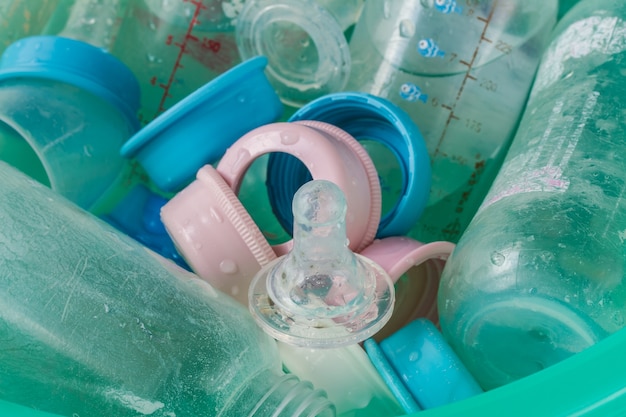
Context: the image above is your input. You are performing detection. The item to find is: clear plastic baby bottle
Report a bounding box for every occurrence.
[0,161,335,417]
[438,0,626,390]
[111,0,245,124]
[0,35,140,210]
[346,0,557,243]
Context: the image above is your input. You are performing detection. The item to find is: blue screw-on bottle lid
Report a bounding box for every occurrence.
[120,55,283,193]
[0,36,141,130]
[268,91,431,239]
[365,318,483,410]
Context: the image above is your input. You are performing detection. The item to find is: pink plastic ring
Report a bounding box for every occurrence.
[161,165,277,305]
[360,236,456,340]
[216,121,381,255]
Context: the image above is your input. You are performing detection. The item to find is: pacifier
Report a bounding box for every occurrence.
[249,179,395,348]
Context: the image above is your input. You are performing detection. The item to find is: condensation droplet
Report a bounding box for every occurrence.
[490,251,505,266]
[420,0,433,8]
[399,19,415,38]
[220,259,238,274]
[408,351,420,362]
[383,0,391,18]
[210,207,223,223]
[280,130,300,145]
[232,148,251,172]
[528,287,537,295]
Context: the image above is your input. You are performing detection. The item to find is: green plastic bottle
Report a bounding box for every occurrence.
[0,161,334,417]
[438,0,626,390]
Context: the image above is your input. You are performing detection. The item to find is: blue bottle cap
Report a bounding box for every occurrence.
[268,91,431,238]
[120,56,284,192]
[0,36,140,130]
[101,185,189,270]
[366,318,483,410]
[364,338,422,414]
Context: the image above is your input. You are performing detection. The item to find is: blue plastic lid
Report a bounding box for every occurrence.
[120,55,283,192]
[268,92,431,238]
[366,318,483,410]
[101,185,190,270]
[364,337,422,414]
[0,36,140,130]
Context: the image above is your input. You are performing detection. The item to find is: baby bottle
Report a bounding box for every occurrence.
[0,161,335,417]
[0,35,140,210]
[0,0,61,54]
[438,0,626,390]
[111,0,245,124]
[236,0,365,111]
[346,0,557,243]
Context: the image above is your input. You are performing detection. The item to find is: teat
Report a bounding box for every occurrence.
[249,179,395,348]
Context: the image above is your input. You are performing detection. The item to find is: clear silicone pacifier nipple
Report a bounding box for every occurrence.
[249,179,395,348]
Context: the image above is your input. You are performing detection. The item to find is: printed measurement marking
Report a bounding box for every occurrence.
[432,0,498,158]
[154,0,207,117]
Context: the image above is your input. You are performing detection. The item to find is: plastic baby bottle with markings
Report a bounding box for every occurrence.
[438,0,626,390]
[346,0,557,243]
[0,161,335,417]
[111,0,245,124]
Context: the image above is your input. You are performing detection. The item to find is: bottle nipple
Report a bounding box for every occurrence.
[249,179,395,348]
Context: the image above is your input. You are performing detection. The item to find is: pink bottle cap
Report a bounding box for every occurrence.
[216,121,381,255]
[160,165,277,304]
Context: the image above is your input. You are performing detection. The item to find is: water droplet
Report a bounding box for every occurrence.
[408,351,420,361]
[210,207,223,223]
[232,148,251,172]
[564,295,571,303]
[420,0,433,7]
[383,0,391,18]
[280,130,300,145]
[146,54,156,63]
[300,37,310,48]
[528,287,537,295]
[399,19,415,37]
[104,304,110,313]
[490,251,505,266]
[220,259,238,274]
[612,311,624,326]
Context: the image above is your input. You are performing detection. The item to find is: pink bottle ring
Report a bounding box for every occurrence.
[161,165,277,305]
[162,122,381,305]
[360,236,456,340]
[216,121,381,255]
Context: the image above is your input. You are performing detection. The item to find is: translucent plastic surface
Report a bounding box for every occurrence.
[111,0,243,124]
[438,0,626,390]
[0,0,60,53]
[346,0,557,243]
[0,79,133,209]
[0,162,334,417]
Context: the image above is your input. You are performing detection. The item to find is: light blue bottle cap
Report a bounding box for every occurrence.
[366,318,483,410]
[364,338,422,414]
[268,92,431,238]
[120,56,284,192]
[102,185,189,270]
[0,36,140,130]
